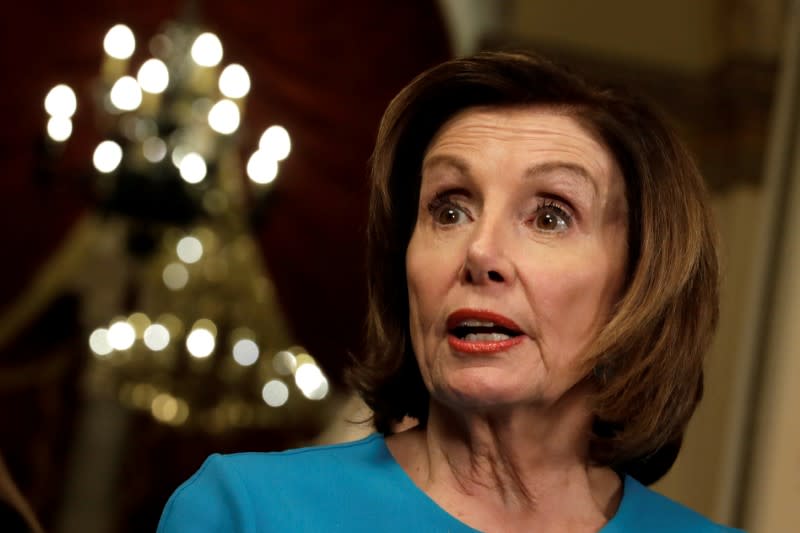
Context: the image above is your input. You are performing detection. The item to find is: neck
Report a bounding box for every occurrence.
[387,385,622,531]
[425,388,596,506]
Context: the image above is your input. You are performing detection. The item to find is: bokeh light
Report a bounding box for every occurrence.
[143,323,170,351]
[246,150,279,185]
[186,328,215,358]
[170,145,189,168]
[142,137,167,162]
[108,320,136,351]
[190,32,223,67]
[44,84,77,118]
[137,58,169,93]
[258,125,291,161]
[272,350,297,376]
[151,393,189,425]
[162,262,189,290]
[232,339,259,366]
[130,383,158,409]
[93,140,123,173]
[103,24,136,59]
[89,328,113,356]
[192,319,218,337]
[110,76,142,111]
[207,99,240,134]
[127,312,151,338]
[46,116,72,142]
[179,152,207,184]
[157,313,184,337]
[176,236,203,264]
[262,380,289,407]
[295,363,329,400]
[218,64,250,98]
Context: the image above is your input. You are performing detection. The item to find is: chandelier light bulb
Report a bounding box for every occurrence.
[179,153,207,184]
[93,140,123,173]
[176,236,203,264]
[246,150,279,184]
[272,350,297,375]
[162,262,189,290]
[294,363,329,400]
[186,328,215,358]
[137,58,169,94]
[110,76,142,111]
[44,84,77,118]
[191,32,223,67]
[232,339,259,366]
[88,328,113,356]
[207,99,240,134]
[262,380,289,407]
[46,116,73,142]
[103,24,136,59]
[170,145,189,168]
[258,125,291,161]
[193,319,218,338]
[143,324,170,351]
[142,137,167,162]
[108,320,136,351]
[218,64,250,99]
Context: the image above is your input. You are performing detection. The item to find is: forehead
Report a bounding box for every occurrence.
[423,106,620,185]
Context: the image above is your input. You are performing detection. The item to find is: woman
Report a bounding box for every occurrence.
[158,52,742,532]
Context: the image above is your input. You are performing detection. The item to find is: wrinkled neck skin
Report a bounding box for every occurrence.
[386,383,622,533]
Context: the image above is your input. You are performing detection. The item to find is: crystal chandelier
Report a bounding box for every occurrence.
[43,21,333,433]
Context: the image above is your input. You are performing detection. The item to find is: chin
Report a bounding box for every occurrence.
[435,370,538,412]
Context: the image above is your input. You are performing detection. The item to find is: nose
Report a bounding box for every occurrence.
[461,218,516,286]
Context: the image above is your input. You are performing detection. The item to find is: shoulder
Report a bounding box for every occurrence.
[219,432,388,487]
[608,476,745,533]
[157,452,250,533]
[157,434,387,533]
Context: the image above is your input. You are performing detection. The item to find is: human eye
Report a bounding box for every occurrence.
[530,199,572,233]
[426,193,470,226]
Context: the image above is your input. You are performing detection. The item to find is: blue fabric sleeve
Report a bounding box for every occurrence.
[157,454,255,533]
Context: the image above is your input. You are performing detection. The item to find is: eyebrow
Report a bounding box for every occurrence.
[422,154,469,176]
[524,161,598,196]
[422,154,598,195]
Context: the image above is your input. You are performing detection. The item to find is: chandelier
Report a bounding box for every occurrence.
[42,21,333,433]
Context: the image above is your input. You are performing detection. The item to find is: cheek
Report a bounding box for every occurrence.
[405,237,437,383]
[405,230,455,313]
[405,233,425,315]
[405,231,435,340]
[524,254,624,340]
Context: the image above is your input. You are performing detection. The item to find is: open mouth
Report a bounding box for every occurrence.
[445,311,526,353]
[450,320,522,342]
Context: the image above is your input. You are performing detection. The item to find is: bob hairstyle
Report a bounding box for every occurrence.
[349,51,719,485]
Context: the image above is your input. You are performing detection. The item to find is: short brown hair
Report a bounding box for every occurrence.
[348,51,719,485]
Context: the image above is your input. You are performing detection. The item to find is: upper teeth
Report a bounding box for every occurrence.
[459,319,495,327]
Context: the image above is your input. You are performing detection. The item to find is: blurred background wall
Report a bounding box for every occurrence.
[0,0,797,531]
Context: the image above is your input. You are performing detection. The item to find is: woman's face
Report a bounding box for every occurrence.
[405,107,629,413]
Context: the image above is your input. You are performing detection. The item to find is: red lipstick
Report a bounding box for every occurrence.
[446,309,525,354]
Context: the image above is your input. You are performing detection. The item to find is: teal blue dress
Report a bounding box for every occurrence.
[158,433,743,532]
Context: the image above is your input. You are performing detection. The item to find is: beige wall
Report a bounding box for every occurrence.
[744,157,800,529]
[508,0,725,72]
[654,184,763,521]
[743,4,800,528]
